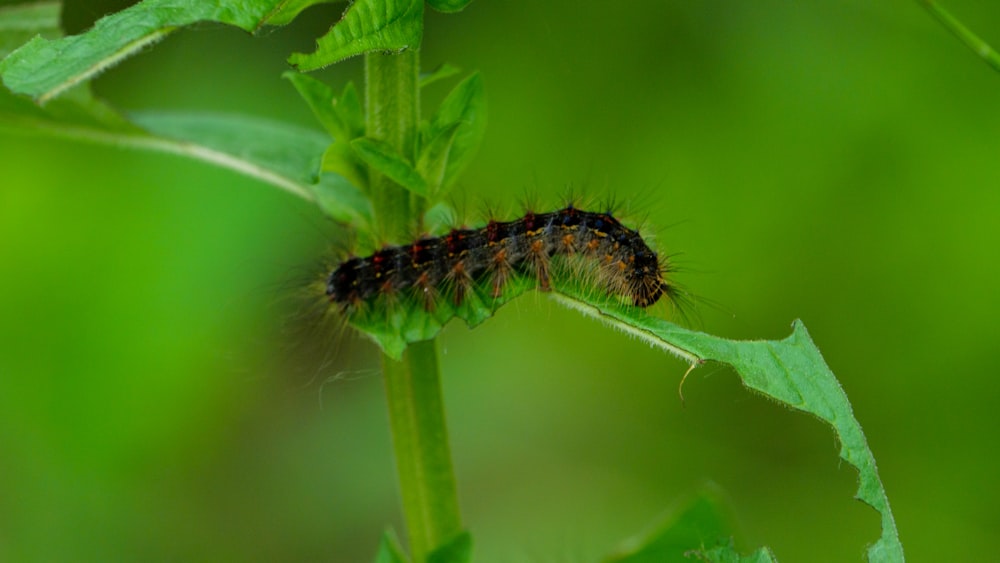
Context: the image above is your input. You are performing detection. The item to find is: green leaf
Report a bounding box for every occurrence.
[289,0,423,71]
[283,71,345,139]
[693,545,776,563]
[133,111,372,225]
[310,171,373,226]
[603,485,741,563]
[424,72,486,194]
[322,140,368,192]
[346,269,902,563]
[0,82,136,132]
[266,0,343,26]
[550,286,905,563]
[419,62,461,89]
[426,0,475,14]
[426,530,472,563]
[0,1,62,60]
[351,136,428,198]
[284,72,365,143]
[373,529,409,563]
[602,486,776,562]
[416,122,460,198]
[335,81,365,139]
[0,87,371,225]
[0,0,299,103]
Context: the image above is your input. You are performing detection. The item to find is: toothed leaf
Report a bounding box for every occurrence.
[289,0,423,71]
[0,0,294,103]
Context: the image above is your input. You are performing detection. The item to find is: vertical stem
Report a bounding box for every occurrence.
[382,340,462,562]
[365,49,420,240]
[366,49,462,562]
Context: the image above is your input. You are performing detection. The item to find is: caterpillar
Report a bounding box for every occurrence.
[326,205,680,313]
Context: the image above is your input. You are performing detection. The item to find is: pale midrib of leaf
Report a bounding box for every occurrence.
[0,111,316,203]
[550,291,701,365]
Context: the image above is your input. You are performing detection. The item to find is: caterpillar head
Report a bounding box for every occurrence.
[629,250,667,307]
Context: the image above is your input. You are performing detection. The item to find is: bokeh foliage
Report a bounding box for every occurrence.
[2,0,999,561]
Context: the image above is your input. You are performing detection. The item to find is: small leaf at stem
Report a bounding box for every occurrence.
[335,81,365,139]
[426,0,475,14]
[283,74,363,140]
[416,122,460,199]
[426,530,472,563]
[322,140,368,192]
[289,0,424,71]
[352,136,428,198]
[424,72,486,194]
[373,529,410,563]
[283,70,347,139]
[419,62,461,89]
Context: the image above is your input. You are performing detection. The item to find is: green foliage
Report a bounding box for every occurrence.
[132,112,372,226]
[0,1,61,60]
[0,0,292,102]
[351,136,429,197]
[283,71,350,140]
[289,0,424,71]
[425,0,473,14]
[552,287,903,562]
[694,546,776,563]
[374,530,410,563]
[426,531,472,563]
[346,265,904,560]
[419,62,462,88]
[421,72,486,197]
[0,0,919,562]
[266,0,343,27]
[603,485,772,563]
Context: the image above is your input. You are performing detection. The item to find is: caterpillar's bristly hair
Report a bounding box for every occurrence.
[325,206,682,314]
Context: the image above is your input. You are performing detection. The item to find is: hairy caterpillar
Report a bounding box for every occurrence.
[326,205,681,313]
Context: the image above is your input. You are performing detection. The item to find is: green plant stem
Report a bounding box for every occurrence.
[382,340,462,562]
[365,49,420,239]
[918,0,1000,73]
[366,48,462,562]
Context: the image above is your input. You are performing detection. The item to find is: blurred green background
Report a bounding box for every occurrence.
[2,1,998,561]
